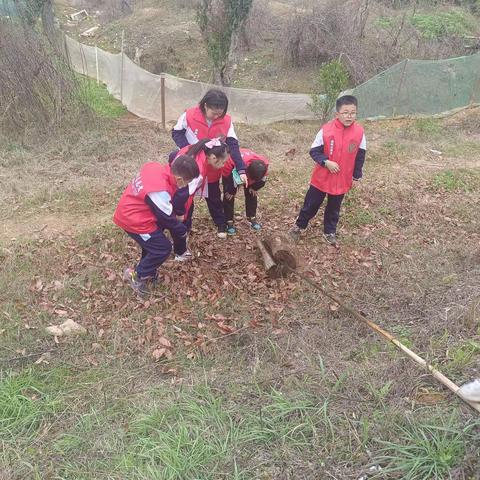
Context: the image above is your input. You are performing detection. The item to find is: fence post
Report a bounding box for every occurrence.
[161,74,166,130]
[392,59,408,117]
[95,45,99,84]
[120,30,125,102]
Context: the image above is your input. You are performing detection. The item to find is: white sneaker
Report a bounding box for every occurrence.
[458,379,480,402]
[174,250,193,262]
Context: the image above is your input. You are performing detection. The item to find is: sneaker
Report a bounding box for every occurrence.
[217,224,227,239]
[248,217,262,231]
[123,267,149,296]
[174,250,193,262]
[226,223,237,236]
[323,233,337,245]
[289,225,302,242]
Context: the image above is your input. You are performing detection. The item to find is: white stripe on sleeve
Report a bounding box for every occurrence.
[311,129,324,149]
[173,112,188,131]
[227,122,238,140]
[360,133,367,150]
[148,191,173,216]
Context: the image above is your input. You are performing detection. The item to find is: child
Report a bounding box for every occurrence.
[222,148,269,235]
[171,138,230,236]
[290,95,366,245]
[171,89,248,237]
[113,156,200,295]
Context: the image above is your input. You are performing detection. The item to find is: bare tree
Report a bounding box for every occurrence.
[197,0,253,85]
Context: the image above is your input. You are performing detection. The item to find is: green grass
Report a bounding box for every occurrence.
[119,385,334,479]
[78,77,127,119]
[373,414,480,479]
[0,370,61,441]
[431,169,480,192]
[444,340,480,375]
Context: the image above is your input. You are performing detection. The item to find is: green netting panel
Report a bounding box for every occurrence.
[353,53,480,119]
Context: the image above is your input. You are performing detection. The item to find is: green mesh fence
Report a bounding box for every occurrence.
[352,53,480,119]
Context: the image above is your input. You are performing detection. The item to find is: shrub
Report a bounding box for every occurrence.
[410,11,475,39]
[308,60,349,121]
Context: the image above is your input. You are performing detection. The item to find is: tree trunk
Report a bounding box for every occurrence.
[221,27,242,86]
[41,0,60,51]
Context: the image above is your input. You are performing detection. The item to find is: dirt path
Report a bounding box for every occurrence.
[0,210,113,244]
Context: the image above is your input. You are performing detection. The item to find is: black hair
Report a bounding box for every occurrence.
[186,138,229,159]
[171,155,200,182]
[246,160,267,182]
[336,95,358,111]
[199,89,228,117]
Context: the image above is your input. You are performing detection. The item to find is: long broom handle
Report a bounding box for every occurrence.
[288,267,480,414]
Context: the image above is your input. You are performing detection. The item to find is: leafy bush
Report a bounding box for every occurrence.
[308,60,349,121]
[410,11,474,39]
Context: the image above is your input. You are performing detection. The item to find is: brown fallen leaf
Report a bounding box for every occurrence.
[152,348,166,361]
[158,337,172,348]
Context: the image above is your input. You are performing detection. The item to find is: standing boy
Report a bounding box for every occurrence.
[290,95,366,245]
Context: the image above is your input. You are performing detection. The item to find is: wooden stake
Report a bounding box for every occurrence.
[288,267,480,414]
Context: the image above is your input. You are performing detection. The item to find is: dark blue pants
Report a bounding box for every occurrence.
[222,175,264,222]
[206,181,225,227]
[128,229,174,279]
[296,185,344,234]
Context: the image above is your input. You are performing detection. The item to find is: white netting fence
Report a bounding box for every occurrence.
[64,35,480,125]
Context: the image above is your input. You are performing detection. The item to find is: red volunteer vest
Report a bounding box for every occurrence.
[310,119,364,195]
[223,148,269,184]
[175,146,209,213]
[186,106,232,183]
[113,163,178,234]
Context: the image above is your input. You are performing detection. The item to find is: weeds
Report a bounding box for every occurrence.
[373,414,480,479]
[0,370,61,441]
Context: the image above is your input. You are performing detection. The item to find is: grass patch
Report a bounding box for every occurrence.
[373,414,480,479]
[431,169,480,192]
[410,118,442,138]
[0,369,61,442]
[444,340,480,375]
[119,384,336,479]
[78,77,127,119]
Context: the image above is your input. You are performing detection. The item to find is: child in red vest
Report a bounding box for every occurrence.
[290,95,366,245]
[222,148,269,235]
[113,156,200,295]
[171,138,230,235]
[171,89,247,238]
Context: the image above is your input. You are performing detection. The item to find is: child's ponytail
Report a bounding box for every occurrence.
[187,138,229,159]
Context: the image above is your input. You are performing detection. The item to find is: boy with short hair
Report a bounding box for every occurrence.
[222,148,269,235]
[290,95,366,245]
[113,155,200,295]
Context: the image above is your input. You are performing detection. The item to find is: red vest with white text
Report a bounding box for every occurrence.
[310,119,364,195]
[185,106,231,143]
[223,148,269,184]
[113,163,178,234]
[186,106,231,183]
